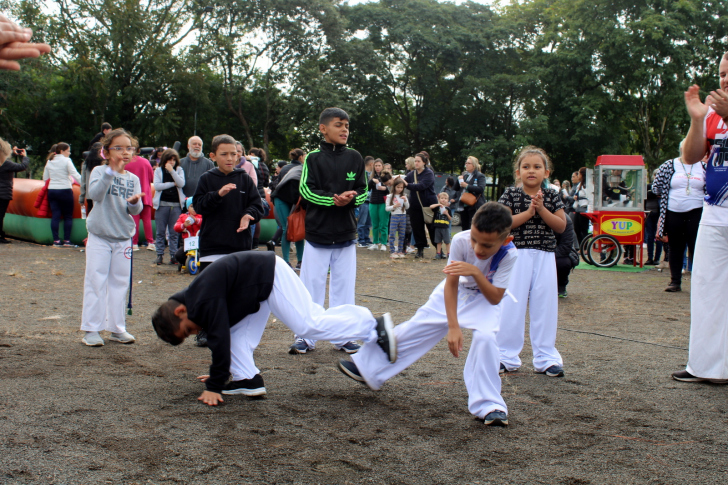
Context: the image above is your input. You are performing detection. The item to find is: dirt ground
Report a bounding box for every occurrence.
[1,239,726,484]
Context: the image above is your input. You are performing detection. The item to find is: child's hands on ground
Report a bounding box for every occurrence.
[218,183,237,197]
[443,261,479,277]
[237,214,255,232]
[447,327,463,357]
[126,192,145,205]
[198,390,224,406]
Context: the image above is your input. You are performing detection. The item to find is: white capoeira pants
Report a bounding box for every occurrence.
[352,281,507,419]
[229,256,377,380]
[80,233,132,333]
[687,224,728,379]
[497,249,562,372]
[296,241,357,347]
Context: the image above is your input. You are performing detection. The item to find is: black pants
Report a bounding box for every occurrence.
[461,205,477,231]
[555,256,573,290]
[664,208,702,286]
[0,198,9,239]
[47,188,74,242]
[409,207,434,250]
[573,212,590,246]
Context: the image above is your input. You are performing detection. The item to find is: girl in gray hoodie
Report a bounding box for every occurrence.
[80,129,145,347]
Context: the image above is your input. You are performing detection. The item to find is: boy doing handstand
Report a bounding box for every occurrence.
[152,251,396,406]
[339,202,517,426]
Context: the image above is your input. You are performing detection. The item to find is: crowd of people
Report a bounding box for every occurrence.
[3,17,728,427]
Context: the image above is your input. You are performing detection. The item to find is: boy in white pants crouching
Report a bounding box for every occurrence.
[339,202,517,426]
[152,251,396,406]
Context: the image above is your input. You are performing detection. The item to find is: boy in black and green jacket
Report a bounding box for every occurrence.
[289,107,368,355]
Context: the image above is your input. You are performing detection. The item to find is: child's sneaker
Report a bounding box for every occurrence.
[380,244,387,251]
[222,374,266,396]
[82,331,104,347]
[537,365,564,377]
[406,246,416,254]
[334,341,361,354]
[357,243,367,248]
[367,244,378,250]
[63,241,75,247]
[338,359,366,383]
[53,240,63,247]
[147,245,156,251]
[289,338,312,354]
[195,330,208,347]
[375,313,397,363]
[132,244,139,251]
[432,252,442,260]
[483,410,508,426]
[109,331,136,344]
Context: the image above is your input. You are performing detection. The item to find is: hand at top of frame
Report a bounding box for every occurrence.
[0,14,51,71]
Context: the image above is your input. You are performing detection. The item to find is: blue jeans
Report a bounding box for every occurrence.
[274,198,304,264]
[357,201,372,245]
[47,188,74,242]
[155,205,181,257]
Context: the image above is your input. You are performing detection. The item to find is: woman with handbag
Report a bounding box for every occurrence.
[459,156,486,231]
[270,148,305,269]
[402,151,437,259]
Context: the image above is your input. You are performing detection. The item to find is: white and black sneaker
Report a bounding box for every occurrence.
[483,410,508,426]
[375,313,397,363]
[222,374,267,396]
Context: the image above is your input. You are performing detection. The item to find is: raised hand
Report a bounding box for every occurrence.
[126,192,145,205]
[218,183,237,197]
[684,84,708,121]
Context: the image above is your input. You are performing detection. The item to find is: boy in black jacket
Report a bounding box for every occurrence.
[193,134,264,266]
[152,251,396,406]
[289,108,368,355]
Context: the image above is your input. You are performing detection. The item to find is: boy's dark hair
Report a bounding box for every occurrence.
[379,171,393,184]
[472,202,512,239]
[152,299,184,346]
[101,122,112,131]
[211,134,237,154]
[364,156,375,166]
[319,107,349,126]
[160,148,180,169]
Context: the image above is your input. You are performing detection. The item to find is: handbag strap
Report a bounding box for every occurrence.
[414,170,425,208]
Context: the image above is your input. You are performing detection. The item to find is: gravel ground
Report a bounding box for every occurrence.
[1,239,726,484]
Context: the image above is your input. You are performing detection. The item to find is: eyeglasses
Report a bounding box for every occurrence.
[108,147,135,153]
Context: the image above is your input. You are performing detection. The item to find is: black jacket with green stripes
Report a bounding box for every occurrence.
[300,141,367,245]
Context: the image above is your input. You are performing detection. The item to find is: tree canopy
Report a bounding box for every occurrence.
[1,0,727,186]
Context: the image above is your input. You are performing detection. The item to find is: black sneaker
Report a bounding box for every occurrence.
[221,374,266,396]
[155,255,163,265]
[499,363,518,374]
[483,410,508,426]
[665,283,681,292]
[169,257,178,265]
[338,359,366,383]
[265,241,275,251]
[671,369,728,384]
[195,330,208,347]
[375,313,397,363]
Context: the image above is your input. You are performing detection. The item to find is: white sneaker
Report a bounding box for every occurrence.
[82,331,104,347]
[109,331,136,344]
[132,245,139,251]
[367,244,378,250]
[147,245,156,251]
[406,247,416,254]
[380,244,388,251]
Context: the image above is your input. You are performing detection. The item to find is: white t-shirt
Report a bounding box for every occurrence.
[667,158,705,213]
[43,155,82,190]
[447,230,517,290]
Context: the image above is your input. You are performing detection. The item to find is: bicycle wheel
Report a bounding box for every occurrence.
[186,256,198,275]
[587,235,622,268]
[579,234,594,265]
